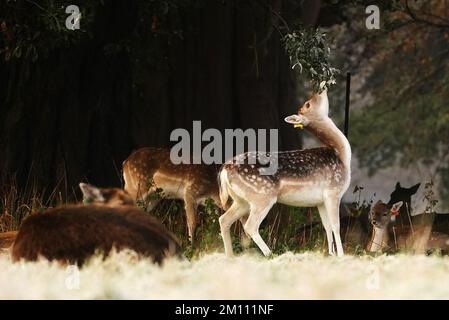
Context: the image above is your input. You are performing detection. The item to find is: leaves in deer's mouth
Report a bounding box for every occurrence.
[283,27,339,92]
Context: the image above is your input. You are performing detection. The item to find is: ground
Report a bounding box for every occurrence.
[1,250,449,299]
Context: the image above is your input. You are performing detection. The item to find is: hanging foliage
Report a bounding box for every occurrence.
[283,27,339,92]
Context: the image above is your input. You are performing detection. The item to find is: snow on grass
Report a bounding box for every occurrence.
[1,250,449,299]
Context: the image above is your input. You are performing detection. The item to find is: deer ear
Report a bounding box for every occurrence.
[395,182,401,190]
[391,201,403,212]
[79,183,105,203]
[284,114,303,124]
[409,183,420,195]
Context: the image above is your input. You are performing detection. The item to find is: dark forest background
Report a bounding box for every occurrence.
[0,0,329,198]
[1,0,448,206]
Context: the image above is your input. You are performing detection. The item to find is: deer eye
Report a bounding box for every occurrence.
[306,102,310,108]
[383,213,388,216]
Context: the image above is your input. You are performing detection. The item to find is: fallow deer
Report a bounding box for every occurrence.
[390,182,449,233]
[218,90,351,257]
[12,183,181,266]
[368,200,449,253]
[123,147,221,242]
[296,182,420,250]
[388,182,420,227]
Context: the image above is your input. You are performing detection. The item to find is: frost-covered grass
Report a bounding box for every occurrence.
[1,250,449,299]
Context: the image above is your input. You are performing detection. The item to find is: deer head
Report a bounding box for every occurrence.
[388,182,420,206]
[79,183,134,207]
[370,200,404,229]
[284,90,329,128]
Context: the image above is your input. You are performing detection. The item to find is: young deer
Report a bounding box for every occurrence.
[296,182,421,250]
[368,200,449,253]
[123,148,220,241]
[12,183,181,266]
[390,182,449,233]
[123,147,221,242]
[218,90,351,257]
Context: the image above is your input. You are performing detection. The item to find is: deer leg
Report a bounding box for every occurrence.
[239,215,251,249]
[317,204,335,256]
[244,199,276,257]
[145,197,161,212]
[184,191,198,243]
[324,194,344,257]
[139,187,162,212]
[219,201,249,257]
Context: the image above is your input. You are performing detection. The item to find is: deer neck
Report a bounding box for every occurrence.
[306,118,351,169]
[369,226,389,252]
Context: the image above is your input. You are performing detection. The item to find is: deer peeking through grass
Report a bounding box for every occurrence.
[367,182,449,254]
[296,181,449,253]
[122,147,221,243]
[218,90,351,257]
[11,183,181,266]
[367,199,449,253]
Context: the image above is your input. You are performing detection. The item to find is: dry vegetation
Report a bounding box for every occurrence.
[1,178,449,299]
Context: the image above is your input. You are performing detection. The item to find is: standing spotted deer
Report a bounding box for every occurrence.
[123,147,221,242]
[219,90,351,257]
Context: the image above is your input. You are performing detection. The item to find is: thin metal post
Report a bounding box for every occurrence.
[344,72,351,138]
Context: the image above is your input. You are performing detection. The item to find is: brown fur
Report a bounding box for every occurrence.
[0,231,17,249]
[368,200,449,253]
[12,205,181,266]
[219,91,351,257]
[123,147,221,242]
[224,147,345,191]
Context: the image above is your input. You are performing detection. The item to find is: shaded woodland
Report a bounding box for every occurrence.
[0,0,331,197]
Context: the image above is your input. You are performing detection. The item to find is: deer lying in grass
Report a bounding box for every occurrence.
[12,183,181,266]
[219,90,351,257]
[296,182,422,251]
[123,147,221,242]
[368,200,449,253]
[390,182,449,233]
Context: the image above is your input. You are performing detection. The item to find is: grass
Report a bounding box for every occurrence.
[0,174,79,233]
[0,175,338,257]
[0,167,447,302]
[0,177,445,259]
[2,250,449,299]
[2,179,449,299]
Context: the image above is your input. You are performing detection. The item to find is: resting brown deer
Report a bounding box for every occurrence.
[123,147,221,242]
[388,182,420,227]
[367,200,449,253]
[12,183,181,266]
[390,182,449,233]
[219,90,351,257]
[296,182,422,251]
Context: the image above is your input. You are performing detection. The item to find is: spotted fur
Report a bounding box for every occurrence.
[219,90,351,257]
[123,147,221,242]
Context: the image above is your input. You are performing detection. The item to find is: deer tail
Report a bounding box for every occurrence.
[218,168,230,210]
